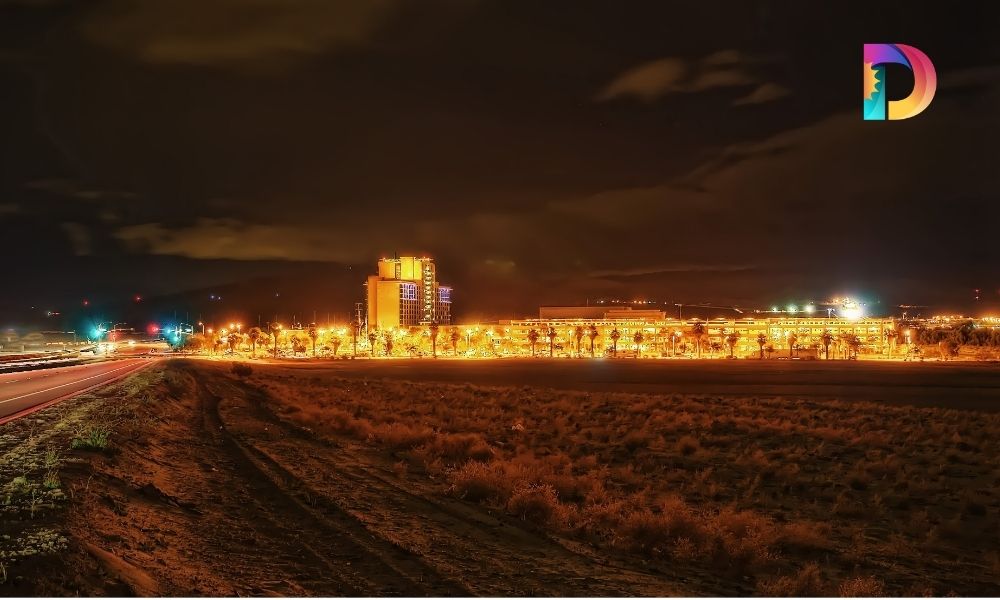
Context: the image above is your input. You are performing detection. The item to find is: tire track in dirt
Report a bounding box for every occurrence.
[197,377,468,596]
[207,370,689,596]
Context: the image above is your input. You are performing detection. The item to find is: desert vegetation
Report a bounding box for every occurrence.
[254,368,1000,596]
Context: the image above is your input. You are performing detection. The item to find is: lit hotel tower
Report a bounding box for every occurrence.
[366,256,452,329]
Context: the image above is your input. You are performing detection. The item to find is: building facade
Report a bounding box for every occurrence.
[366,256,452,329]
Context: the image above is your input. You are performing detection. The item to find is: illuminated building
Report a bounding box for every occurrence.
[493,308,896,358]
[366,256,452,329]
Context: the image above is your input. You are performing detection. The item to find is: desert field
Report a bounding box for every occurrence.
[2,358,999,596]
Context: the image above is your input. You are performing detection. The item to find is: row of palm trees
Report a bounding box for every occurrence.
[192,319,877,361]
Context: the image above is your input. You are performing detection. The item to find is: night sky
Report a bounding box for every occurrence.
[2,0,999,326]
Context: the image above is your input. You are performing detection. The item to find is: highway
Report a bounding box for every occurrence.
[0,358,154,424]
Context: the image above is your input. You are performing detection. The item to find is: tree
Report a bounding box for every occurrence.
[587,324,598,357]
[609,328,621,357]
[725,331,740,358]
[384,331,394,356]
[528,328,539,357]
[885,328,897,357]
[633,331,644,358]
[429,322,440,358]
[546,326,557,357]
[227,332,242,354]
[845,334,861,360]
[307,325,319,357]
[710,340,722,356]
[449,328,461,356]
[787,332,798,358]
[691,322,706,359]
[574,325,584,357]
[756,332,768,359]
[367,330,378,357]
[247,327,262,357]
[765,344,775,360]
[331,336,342,357]
[268,322,282,358]
[290,334,307,356]
[821,330,834,360]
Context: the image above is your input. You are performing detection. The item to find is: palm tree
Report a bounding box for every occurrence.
[247,327,262,357]
[384,331,394,356]
[821,330,834,360]
[268,322,281,358]
[787,332,798,358]
[351,320,359,357]
[587,324,598,357]
[725,331,740,358]
[307,325,319,357]
[367,330,378,357]
[756,332,767,359]
[691,322,706,359]
[633,331,644,358]
[331,336,342,357]
[609,328,621,357]
[574,326,584,357]
[429,322,440,358]
[765,344,775,360]
[885,328,897,357]
[710,340,722,356]
[546,326,557,357]
[227,332,241,354]
[449,328,461,356]
[528,328,539,357]
[843,334,861,360]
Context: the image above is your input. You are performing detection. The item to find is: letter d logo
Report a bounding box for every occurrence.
[863,44,936,120]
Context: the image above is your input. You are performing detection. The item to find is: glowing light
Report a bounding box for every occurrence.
[804,304,816,314]
[787,304,798,313]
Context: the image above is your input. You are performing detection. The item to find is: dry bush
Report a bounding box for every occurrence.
[423,432,494,463]
[450,461,515,502]
[779,521,834,552]
[838,575,886,597]
[757,563,828,596]
[676,434,701,456]
[507,483,569,526]
[370,422,434,451]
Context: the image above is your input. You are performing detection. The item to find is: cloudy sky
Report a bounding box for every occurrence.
[2,0,999,322]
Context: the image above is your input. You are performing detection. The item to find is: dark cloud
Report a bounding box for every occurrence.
[2,0,999,318]
[80,0,399,69]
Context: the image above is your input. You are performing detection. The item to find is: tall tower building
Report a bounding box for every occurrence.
[366,256,452,330]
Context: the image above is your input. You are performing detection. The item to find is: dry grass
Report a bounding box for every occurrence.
[255,370,1000,595]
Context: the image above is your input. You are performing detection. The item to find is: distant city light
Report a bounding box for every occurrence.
[787,304,798,313]
[804,304,816,314]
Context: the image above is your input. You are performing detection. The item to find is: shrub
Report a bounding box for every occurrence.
[758,563,828,596]
[425,432,494,463]
[450,461,515,503]
[370,423,434,451]
[676,435,701,456]
[779,521,833,552]
[507,483,567,526]
[231,362,253,377]
[838,575,886,597]
[71,426,111,451]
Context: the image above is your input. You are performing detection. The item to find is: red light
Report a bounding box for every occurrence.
[134,295,142,302]
[82,299,90,306]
